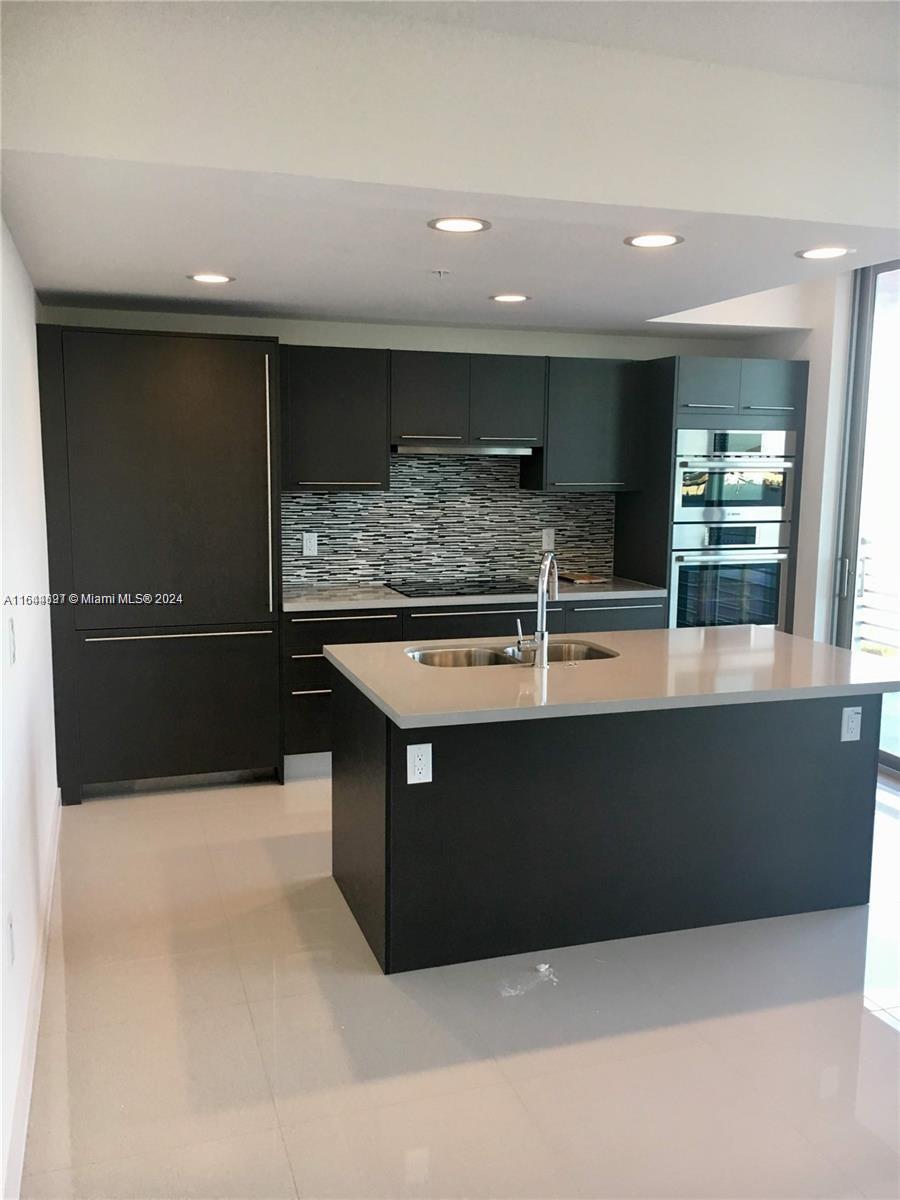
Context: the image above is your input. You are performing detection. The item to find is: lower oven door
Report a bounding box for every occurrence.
[669,550,789,629]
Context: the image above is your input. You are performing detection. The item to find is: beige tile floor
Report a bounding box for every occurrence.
[19,766,900,1199]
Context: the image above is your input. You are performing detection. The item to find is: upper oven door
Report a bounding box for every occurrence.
[675,429,796,458]
[673,459,794,523]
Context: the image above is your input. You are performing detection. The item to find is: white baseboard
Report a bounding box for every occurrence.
[3,789,61,1200]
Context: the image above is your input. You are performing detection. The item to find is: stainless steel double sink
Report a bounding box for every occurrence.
[407,642,618,667]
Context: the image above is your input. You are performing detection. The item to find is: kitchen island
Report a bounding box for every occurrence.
[325,626,900,973]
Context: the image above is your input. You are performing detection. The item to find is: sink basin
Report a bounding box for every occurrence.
[502,640,619,664]
[406,646,511,667]
[406,641,618,667]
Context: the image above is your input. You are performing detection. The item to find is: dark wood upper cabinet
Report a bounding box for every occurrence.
[675,357,742,414]
[522,358,634,491]
[390,351,469,443]
[468,354,546,445]
[282,346,389,490]
[60,330,276,629]
[739,359,808,422]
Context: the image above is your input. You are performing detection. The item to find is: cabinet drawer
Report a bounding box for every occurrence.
[565,600,666,633]
[285,652,332,690]
[283,610,402,652]
[284,688,332,754]
[403,605,563,642]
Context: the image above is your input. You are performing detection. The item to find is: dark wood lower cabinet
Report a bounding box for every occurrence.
[401,604,564,642]
[282,610,403,754]
[565,598,667,633]
[76,626,280,786]
[282,599,668,754]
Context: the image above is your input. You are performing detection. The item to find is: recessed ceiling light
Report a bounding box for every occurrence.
[490,293,530,303]
[624,233,684,248]
[188,273,234,284]
[795,246,852,260]
[428,217,491,233]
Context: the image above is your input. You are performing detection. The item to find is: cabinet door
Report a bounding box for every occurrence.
[390,351,469,444]
[77,627,279,783]
[62,331,274,629]
[739,359,807,425]
[565,599,667,633]
[675,358,742,415]
[468,355,546,445]
[283,346,389,489]
[543,359,634,490]
[403,604,564,642]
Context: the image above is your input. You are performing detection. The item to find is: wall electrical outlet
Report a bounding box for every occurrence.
[8,617,15,666]
[407,743,433,784]
[841,706,862,742]
[542,528,555,551]
[302,532,318,557]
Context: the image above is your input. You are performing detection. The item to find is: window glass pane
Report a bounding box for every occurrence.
[852,267,900,758]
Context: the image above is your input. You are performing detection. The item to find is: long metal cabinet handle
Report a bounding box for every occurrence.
[410,607,562,618]
[744,405,795,411]
[291,688,332,696]
[552,481,624,487]
[295,480,383,485]
[674,553,789,564]
[573,603,665,612]
[290,613,400,622]
[399,434,462,439]
[84,630,274,642]
[477,436,538,441]
[291,652,326,659]
[264,354,273,614]
[684,403,739,409]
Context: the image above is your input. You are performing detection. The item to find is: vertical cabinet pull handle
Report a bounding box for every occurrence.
[264,354,273,614]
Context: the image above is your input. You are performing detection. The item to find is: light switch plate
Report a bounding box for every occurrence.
[841,706,862,742]
[542,528,555,551]
[407,743,432,784]
[302,532,318,557]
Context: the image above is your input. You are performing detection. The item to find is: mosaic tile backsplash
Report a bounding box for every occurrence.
[282,454,614,586]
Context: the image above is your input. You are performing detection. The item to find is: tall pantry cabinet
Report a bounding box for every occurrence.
[37,327,282,803]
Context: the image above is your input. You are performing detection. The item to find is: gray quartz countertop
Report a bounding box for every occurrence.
[282,578,667,612]
[323,626,900,728]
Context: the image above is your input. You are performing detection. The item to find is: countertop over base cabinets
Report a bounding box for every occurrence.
[283,577,666,612]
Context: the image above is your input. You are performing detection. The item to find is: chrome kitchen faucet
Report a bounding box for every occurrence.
[516,550,559,669]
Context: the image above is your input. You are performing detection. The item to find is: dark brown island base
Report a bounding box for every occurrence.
[325,626,900,974]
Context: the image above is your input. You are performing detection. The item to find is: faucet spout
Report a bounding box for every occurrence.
[534,550,558,669]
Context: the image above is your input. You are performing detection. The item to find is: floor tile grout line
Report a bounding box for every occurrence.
[275,1124,303,1200]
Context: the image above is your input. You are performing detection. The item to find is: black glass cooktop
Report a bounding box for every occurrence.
[389,577,536,599]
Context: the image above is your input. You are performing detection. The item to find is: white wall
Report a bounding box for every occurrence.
[1,221,59,1200]
[745,279,853,641]
[3,3,896,228]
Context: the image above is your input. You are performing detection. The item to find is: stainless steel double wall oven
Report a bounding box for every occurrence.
[669,429,796,628]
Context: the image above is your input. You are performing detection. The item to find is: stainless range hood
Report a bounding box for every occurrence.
[393,441,534,456]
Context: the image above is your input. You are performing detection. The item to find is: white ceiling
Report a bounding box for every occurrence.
[5,151,897,333]
[336,0,900,89]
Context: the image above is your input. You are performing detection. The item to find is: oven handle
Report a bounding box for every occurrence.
[674,552,789,564]
[677,459,795,470]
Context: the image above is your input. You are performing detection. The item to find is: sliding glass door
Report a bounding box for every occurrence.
[835,261,900,769]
